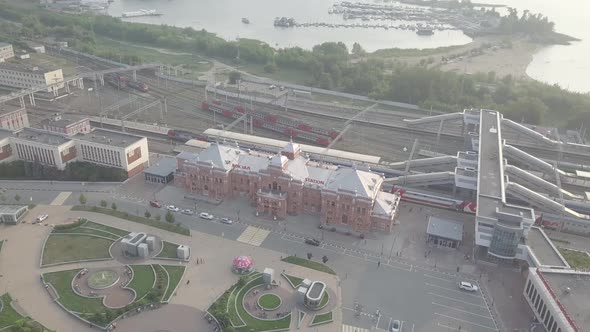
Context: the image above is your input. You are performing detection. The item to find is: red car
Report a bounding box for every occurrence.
[149,200,161,208]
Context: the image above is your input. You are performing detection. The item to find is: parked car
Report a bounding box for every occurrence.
[279,85,285,91]
[390,319,401,332]
[149,200,161,208]
[459,281,479,292]
[221,217,233,224]
[305,238,321,246]
[166,205,180,212]
[199,212,214,220]
[36,214,49,222]
[181,208,194,215]
[268,84,276,90]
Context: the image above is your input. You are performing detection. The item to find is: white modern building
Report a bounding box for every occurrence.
[0,63,64,92]
[524,267,588,332]
[0,43,15,62]
[0,126,149,177]
[0,205,29,224]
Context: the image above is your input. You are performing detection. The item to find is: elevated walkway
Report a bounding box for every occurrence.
[384,171,455,186]
[505,165,581,200]
[403,112,463,126]
[381,156,457,171]
[505,182,580,218]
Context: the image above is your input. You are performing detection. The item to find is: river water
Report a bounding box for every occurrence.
[107,0,589,93]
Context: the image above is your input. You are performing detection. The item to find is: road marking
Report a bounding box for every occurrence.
[425,283,482,298]
[437,322,464,331]
[50,191,71,206]
[428,293,488,308]
[432,302,494,319]
[236,226,270,246]
[342,324,370,332]
[434,313,498,331]
[424,273,456,283]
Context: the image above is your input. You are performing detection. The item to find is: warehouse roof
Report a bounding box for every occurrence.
[13,128,70,146]
[75,128,144,148]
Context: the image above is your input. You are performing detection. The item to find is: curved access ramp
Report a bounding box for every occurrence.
[501,119,558,147]
[403,112,463,126]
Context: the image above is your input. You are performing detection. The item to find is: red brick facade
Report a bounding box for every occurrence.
[176,143,399,234]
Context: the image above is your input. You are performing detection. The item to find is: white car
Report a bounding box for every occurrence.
[459,281,479,292]
[36,214,49,223]
[221,217,234,225]
[181,208,194,215]
[268,84,276,90]
[390,320,401,332]
[166,205,180,212]
[199,212,214,220]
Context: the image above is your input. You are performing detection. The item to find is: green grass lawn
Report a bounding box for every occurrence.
[162,265,186,302]
[152,265,169,302]
[258,294,281,310]
[0,240,3,253]
[0,293,24,329]
[51,220,128,240]
[281,256,336,275]
[127,265,155,301]
[559,248,590,269]
[311,311,333,326]
[226,286,245,327]
[71,206,190,236]
[234,276,291,331]
[319,292,329,309]
[282,274,303,288]
[42,234,113,266]
[43,270,105,314]
[157,242,179,259]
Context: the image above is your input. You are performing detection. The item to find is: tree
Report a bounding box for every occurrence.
[14,194,20,202]
[165,210,175,223]
[351,42,366,57]
[155,214,161,221]
[79,193,87,205]
[100,200,108,208]
[111,202,117,211]
[144,210,151,218]
[503,96,549,125]
[264,62,277,73]
[322,255,329,263]
[228,71,241,84]
[307,252,313,260]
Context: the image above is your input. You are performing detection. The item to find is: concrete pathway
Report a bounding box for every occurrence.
[1,205,343,332]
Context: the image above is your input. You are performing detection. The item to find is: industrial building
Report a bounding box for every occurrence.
[0,63,64,92]
[42,114,91,136]
[176,140,400,233]
[0,205,29,224]
[0,107,29,131]
[144,156,176,184]
[426,216,464,249]
[0,124,149,177]
[0,43,14,62]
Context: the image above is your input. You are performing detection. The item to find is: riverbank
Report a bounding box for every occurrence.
[370,35,543,81]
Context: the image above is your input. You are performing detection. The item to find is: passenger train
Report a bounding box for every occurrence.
[391,185,590,236]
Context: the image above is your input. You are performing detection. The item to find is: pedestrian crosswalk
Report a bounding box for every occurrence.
[236,226,270,246]
[50,191,72,206]
[342,324,370,332]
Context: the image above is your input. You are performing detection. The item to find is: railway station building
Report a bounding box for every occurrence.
[176,140,400,233]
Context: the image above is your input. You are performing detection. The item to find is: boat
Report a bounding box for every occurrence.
[416,28,434,36]
[122,9,162,18]
[242,18,250,24]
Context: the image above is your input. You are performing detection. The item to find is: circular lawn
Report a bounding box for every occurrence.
[257,293,282,311]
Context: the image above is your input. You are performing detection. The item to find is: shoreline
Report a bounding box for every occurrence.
[378,35,544,81]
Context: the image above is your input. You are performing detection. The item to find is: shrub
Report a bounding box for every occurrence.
[100,200,108,208]
[144,211,151,218]
[165,210,175,223]
[111,202,117,211]
[79,193,87,205]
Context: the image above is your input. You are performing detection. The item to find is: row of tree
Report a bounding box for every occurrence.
[0,3,588,128]
[0,161,127,182]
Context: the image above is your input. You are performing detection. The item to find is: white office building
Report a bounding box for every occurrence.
[0,43,15,62]
[0,63,64,92]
